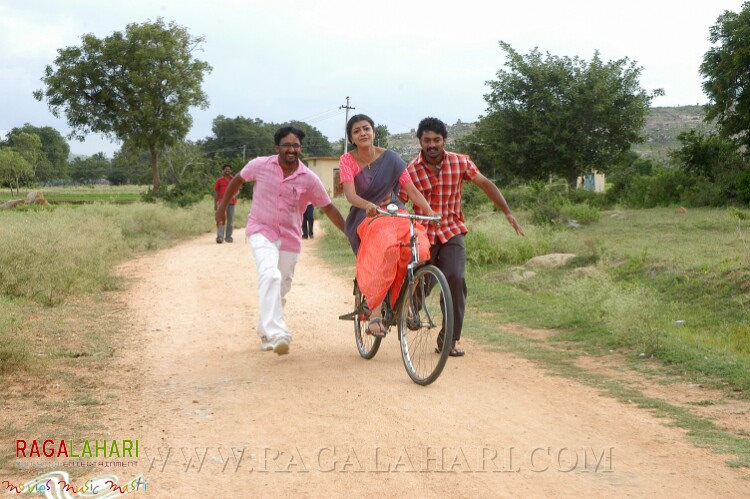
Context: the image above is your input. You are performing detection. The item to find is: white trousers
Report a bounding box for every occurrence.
[249,234,299,342]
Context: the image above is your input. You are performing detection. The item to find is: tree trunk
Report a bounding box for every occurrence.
[149,144,160,193]
[567,171,579,190]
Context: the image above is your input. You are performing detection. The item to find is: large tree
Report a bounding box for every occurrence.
[201,116,334,160]
[69,153,110,185]
[6,132,44,181]
[464,42,660,186]
[3,125,69,182]
[0,149,33,194]
[201,115,275,161]
[284,120,333,157]
[701,2,750,150]
[33,19,212,192]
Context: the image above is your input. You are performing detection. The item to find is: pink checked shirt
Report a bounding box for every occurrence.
[240,155,331,253]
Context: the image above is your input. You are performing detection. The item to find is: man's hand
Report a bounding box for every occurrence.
[215,208,226,226]
[427,210,441,226]
[506,213,525,236]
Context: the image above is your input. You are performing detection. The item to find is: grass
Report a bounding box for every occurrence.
[0,196,250,372]
[1,192,236,477]
[317,204,750,467]
[317,198,356,277]
[466,315,750,468]
[0,185,145,203]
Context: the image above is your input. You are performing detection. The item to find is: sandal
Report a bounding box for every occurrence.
[366,317,386,338]
[435,340,465,357]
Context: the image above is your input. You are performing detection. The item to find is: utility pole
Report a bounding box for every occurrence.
[339,96,355,155]
[242,145,246,162]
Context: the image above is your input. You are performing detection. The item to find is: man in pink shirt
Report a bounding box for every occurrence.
[216,126,345,355]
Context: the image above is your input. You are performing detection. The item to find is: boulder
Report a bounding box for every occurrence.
[507,266,537,282]
[0,191,50,210]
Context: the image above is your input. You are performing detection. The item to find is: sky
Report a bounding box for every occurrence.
[0,0,745,157]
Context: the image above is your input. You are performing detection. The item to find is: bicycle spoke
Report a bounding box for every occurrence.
[400,265,454,385]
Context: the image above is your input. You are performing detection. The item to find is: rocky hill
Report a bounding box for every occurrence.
[384,105,715,162]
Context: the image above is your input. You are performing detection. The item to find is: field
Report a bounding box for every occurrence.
[320,200,750,393]
[2,188,750,491]
[0,185,145,203]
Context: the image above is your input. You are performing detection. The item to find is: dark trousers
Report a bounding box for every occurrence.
[302,205,314,237]
[429,234,467,343]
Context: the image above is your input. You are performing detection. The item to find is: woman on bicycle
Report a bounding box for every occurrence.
[340,114,435,337]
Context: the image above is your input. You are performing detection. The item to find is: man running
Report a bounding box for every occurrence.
[216,126,346,355]
[402,117,524,356]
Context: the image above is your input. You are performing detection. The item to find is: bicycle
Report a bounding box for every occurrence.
[338,204,454,385]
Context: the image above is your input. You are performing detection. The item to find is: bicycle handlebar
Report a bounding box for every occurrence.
[376,204,440,223]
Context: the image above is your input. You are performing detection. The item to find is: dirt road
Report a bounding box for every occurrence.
[111,231,749,497]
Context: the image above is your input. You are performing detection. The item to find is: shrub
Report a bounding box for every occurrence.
[560,202,600,224]
[0,200,213,305]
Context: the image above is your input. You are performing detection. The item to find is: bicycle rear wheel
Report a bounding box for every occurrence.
[398,264,454,385]
[354,281,381,359]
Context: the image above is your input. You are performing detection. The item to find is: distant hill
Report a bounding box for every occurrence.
[383,105,715,162]
[388,120,477,160]
[632,105,715,161]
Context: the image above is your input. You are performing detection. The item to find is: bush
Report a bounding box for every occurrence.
[560,202,600,224]
[0,200,213,305]
[465,218,572,266]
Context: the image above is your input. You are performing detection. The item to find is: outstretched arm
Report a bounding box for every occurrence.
[215,175,245,225]
[472,173,525,236]
[320,203,345,233]
[402,182,437,218]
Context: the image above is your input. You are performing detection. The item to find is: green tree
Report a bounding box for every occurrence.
[465,42,660,186]
[0,149,33,194]
[69,153,110,184]
[34,18,212,192]
[701,2,750,150]
[671,130,742,181]
[6,132,44,182]
[201,116,335,160]
[3,125,69,181]
[201,115,275,161]
[284,120,333,157]
[329,124,388,154]
[110,144,153,185]
[374,124,389,149]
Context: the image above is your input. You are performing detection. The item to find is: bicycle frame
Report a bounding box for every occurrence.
[375,205,439,327]
[338,204,439,327]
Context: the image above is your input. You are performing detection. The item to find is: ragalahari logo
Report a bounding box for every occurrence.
[16,440,139,459]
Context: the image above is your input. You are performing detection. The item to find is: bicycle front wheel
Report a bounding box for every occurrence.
[354,281,381,359]
[398,264,454,385]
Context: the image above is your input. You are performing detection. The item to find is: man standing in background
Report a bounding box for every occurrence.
[302,202,315,239]
[214,164,237,244]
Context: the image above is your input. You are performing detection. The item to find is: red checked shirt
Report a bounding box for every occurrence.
[401,150,479,244]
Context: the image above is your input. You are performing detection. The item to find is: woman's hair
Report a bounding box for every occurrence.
[416,117,448,139]
[274,126,306,145]
[346,114,375,144]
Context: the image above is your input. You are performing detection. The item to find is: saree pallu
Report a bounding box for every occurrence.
[355,212,430,311]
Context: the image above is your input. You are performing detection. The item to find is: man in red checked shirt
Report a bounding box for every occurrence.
[402,117,525,357]
[214,164,238,244]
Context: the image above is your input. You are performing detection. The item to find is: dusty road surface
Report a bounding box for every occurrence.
[108,231,749,497]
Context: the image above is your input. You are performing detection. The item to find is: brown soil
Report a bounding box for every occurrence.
[4,232,750,496]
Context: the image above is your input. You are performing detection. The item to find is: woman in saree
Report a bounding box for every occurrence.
[340,114,436,337]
